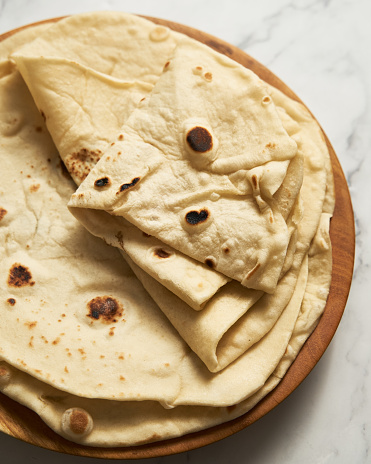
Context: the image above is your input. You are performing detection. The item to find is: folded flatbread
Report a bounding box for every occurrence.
[69,39,299,292]
[12,12,230,311]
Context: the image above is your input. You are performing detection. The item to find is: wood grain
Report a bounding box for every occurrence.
[0,16,355,459]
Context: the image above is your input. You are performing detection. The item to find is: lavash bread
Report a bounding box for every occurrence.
[67,38,329,372]
[12,12,230,311]
[68,39,299,292]
[0,12,334,447]
[123,76,332,373]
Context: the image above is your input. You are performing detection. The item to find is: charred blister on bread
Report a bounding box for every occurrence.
[117,177,140,194]
[153,247,172,259]
[7,264,35,288]
[87,296,123,324]
[185,209,210,225]
[94,176,111,188]
[186,126,213,153]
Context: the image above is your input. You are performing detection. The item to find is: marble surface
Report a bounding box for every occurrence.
[0,0,369,463]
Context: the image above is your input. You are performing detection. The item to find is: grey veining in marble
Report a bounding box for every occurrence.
[0,1,369,463]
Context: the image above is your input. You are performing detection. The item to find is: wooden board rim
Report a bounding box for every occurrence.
[0,15,355,459]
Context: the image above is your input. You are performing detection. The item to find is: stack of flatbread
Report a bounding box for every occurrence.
[0,12,334,447]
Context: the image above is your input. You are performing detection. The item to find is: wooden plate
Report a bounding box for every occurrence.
[0,15,355,459]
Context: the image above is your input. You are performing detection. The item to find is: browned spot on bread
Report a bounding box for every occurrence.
[30,183,40,193]
[118,177,140,194]
[119,375,125,381]
[204,72,212,81]
[164,61,170,70]
[186,127,213,152]
[69,409,90,435]
[94,177,110,188]
[35,126,42,132]
[223,247,230,254]
[65,148,102,183]
[154,248,172,259]
[64,366,69,373]
[7,298,16,306]
[118,134,124,141]
[25,321,37,329]
[40,110,46,121]
[8,264,35,287]
[185,209,209,225]
[52,337,61,345]
[87,296,123,323]
[265,142,276,149]
[109,327,116,336]
[252,175,258,190]
[205,258,216,269]
[0,208,7,221]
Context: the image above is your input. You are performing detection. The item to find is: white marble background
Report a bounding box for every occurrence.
[0,0,369,463]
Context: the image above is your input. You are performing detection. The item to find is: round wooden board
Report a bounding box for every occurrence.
[0,15,355,459]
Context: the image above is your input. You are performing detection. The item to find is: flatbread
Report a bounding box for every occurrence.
[11,11,230,311]
[69,39,299,293]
